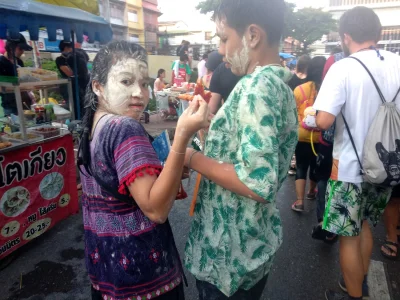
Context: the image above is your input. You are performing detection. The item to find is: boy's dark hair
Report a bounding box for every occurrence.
[180,53,189,62]
[202,53,208,60]
[59,40,72,52]
[157,68,166,77]
[296,55,311,74]
[306,56,327,91]
[339,6,382,43]
[213,0,286,45]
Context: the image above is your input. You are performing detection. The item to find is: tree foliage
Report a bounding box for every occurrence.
[196,0,220,15]
[287,7,337,53]
[196,0,337,54]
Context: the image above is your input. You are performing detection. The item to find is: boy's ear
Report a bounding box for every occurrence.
[248,24,262,49]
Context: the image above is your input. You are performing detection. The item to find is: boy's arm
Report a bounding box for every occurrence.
[185,150,265,202]
[186,84,283,204]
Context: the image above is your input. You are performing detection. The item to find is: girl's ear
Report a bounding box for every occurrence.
[92,80,104,97]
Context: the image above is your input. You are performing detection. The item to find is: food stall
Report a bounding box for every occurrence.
[0,0,113,263]
[155,82,212,119]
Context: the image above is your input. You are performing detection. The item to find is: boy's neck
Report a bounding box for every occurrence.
[246,46,280,74]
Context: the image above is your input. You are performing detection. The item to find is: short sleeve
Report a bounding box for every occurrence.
[107,117,162,195]
[209,64,222,94]
[56,56,68,67]
[314,62,346,117]
[233,80,281,202]
[322,56,335,80]
[186,64,192,75]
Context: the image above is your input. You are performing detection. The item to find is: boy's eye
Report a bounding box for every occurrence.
[142,82,149,88]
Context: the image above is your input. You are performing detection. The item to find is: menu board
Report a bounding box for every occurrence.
[0,135,79,259]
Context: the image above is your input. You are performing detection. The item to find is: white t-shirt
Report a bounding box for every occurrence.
[198,59,207,79]
[314,50,400,183]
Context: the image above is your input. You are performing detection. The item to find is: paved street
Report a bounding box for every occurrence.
[0,173,399,300]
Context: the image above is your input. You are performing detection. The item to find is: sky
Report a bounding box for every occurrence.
[158,0,329,30]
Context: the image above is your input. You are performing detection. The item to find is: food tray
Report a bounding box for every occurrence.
[3,132,44,143]
[0,136,26,153]
[28,125,60,139]
[18,67,58,81]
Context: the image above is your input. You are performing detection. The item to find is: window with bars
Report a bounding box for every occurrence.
[128,10,138,22]
[110,4,124,19]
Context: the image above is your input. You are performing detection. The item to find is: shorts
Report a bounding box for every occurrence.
[323,179,392,237]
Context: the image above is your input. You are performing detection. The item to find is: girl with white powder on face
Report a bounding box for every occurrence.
[78,41,211,300]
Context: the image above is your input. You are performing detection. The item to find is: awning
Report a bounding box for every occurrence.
[0,0,113,43]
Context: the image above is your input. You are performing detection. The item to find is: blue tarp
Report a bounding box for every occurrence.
[279,52,295,59]
[0,0,113,43]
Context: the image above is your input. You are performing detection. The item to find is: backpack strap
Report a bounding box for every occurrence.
[341,113,365,176]
[299,85,307,103]
[392,86,400,103]
[349,56,386,104]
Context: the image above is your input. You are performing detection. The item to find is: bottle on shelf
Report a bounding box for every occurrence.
[4,125,12,134]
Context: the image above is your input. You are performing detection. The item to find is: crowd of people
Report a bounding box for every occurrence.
[70,0,400,300]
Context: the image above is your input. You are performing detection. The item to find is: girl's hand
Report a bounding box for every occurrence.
[176,95,211,138]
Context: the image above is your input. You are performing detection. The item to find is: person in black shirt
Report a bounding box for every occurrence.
[0,34,33,115]
[288,55,311,91]
[208,61,242,114]
[56,40,89,118]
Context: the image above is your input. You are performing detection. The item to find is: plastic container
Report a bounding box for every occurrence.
[4,132,44,143]
[28,125,60,139]
[18,67,58,81]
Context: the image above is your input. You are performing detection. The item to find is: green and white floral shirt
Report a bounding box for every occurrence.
[184,65,298,296]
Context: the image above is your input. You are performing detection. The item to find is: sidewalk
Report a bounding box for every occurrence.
[142,113,177,139]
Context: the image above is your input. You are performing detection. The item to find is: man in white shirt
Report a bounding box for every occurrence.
[197,53,208,79]
[314,7,400,300]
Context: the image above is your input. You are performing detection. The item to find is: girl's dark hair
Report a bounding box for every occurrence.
[296,55,311,74]
[157,68,166,78]
[306,56,327,91]
[78,41,148,175]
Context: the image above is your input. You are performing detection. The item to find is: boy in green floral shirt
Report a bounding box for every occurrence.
[183,0,298,298]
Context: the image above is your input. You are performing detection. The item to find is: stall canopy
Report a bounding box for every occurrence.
[0,0,112,43]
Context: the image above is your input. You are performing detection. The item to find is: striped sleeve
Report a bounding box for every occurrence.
[110,118,162,195]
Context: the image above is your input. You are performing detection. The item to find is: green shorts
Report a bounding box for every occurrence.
[323,179,392,237]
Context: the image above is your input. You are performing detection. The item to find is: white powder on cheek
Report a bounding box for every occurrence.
[216,19,226,35]
[228,36,250,75]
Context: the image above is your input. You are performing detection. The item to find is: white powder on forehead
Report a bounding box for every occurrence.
[103,58,148,113]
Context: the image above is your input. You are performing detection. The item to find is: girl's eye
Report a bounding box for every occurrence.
[121,79,132,86]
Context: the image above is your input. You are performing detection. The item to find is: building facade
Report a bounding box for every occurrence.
[143,0,162,52]
[326,0,400,53]
[126,0,145,45]
[158,21,217,59]
[98,0,146,45]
